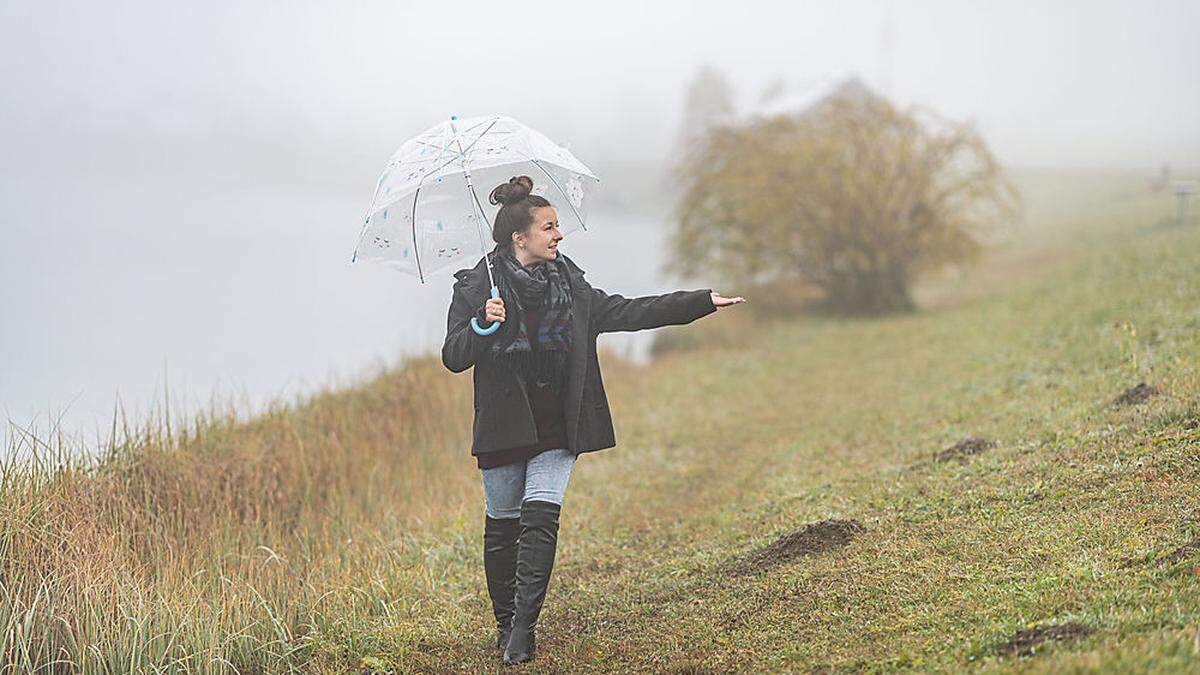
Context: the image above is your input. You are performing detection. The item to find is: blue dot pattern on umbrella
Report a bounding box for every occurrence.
[383,208,388,220]
[436,221,444,231]
[402,247,409,257]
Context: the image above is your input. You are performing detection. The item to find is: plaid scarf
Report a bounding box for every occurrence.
[489,244,574,393]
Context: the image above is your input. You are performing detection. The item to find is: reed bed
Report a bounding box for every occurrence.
[1,356,476,672]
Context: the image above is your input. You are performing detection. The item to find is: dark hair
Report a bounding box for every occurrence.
[488,175,552,253]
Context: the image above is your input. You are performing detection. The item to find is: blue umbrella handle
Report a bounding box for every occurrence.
[471,286,502,335]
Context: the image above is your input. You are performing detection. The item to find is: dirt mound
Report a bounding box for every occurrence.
[1156,539,1200,567]
[1118,537,1200,569]
[996,622,1094,657]
[934,437,995,463]
[730,519,865,575]
[1114,382,1158,406]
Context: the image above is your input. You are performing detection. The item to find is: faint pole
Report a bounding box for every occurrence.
[877,0,895,97]
[1174,180,1198,226]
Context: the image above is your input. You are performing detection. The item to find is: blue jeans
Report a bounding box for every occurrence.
[480,448,576,519]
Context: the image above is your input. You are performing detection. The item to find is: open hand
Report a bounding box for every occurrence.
[711,291,745,308]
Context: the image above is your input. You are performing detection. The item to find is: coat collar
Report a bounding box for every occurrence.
[453,250,587,300]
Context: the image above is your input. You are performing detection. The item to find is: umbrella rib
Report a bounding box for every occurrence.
[399,138,444,153]
[394,123,517,191]
[422,118,502,177]
[461,119,503,165]
[457,118,500,158]
[460,128,517,161]
[410,185,425,283]
[468,183,493,251]
[404,126,460,283]
[451,130,500,290]
[526,156,589,232]
[360,117,595,280]
[406,139,450,157]
[351,170,388,262]
[456,116,496,136]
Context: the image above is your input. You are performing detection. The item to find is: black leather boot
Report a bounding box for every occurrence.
[502,499,561,666]
[484,514,521,652]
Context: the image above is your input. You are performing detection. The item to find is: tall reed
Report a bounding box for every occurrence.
[0,355,474,672]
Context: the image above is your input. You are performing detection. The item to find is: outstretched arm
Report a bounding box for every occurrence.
[590,286,732,334]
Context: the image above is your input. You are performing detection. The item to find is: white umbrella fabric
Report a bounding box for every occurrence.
[352,114,599,285]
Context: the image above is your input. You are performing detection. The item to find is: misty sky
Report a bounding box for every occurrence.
[2,0,1197,184]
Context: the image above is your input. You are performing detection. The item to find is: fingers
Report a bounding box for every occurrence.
[484,297,505,323]
[712,292,746,307]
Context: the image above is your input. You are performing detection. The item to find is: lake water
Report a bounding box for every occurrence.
[0,170,678,451]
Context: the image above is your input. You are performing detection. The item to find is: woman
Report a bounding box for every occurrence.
[441,175,744,665]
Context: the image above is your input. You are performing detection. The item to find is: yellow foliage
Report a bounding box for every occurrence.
[669,89,1020,313]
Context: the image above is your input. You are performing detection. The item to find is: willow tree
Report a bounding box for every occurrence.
[668,87,1019,313]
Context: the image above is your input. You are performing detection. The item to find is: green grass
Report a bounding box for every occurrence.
[2,168,1198,672]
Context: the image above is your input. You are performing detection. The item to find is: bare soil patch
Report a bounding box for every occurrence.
[934,437,996,464]
[996,621,1095,657]
[1114,382,1159,406]
[1118,537,1200,570]
[1155,539,1200,567]
[730,519,865,575]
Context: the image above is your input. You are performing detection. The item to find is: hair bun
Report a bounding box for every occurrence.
[488,175,534,206]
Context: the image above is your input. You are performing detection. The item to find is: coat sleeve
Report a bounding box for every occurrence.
[589,286,717,334]
[441,280,492,373]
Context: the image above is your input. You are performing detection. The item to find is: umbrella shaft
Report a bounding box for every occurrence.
[455,151,497,290]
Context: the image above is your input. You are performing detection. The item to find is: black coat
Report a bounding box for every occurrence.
[441,252,716,461]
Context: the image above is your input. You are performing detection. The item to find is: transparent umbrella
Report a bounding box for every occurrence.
[351,115,600,334]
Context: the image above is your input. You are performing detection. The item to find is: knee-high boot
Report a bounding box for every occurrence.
[502,499,561,666]
[484,514,521,651]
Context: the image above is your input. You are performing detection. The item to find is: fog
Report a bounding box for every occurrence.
[1,0,1197,447]
[5,0,1196,172]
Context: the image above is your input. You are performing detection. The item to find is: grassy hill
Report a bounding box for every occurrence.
[2,169,1197,672]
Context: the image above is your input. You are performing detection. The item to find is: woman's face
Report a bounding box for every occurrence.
[514,206,562,264]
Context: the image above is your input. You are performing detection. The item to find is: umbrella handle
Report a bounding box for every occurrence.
[470,286,502,335]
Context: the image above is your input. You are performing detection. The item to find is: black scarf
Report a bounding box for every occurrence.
[489,244,574,393]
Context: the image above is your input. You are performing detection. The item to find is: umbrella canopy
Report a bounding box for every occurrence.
[351,115,601,283]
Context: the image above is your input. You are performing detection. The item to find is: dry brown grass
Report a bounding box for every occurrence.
[0,355,477,670]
